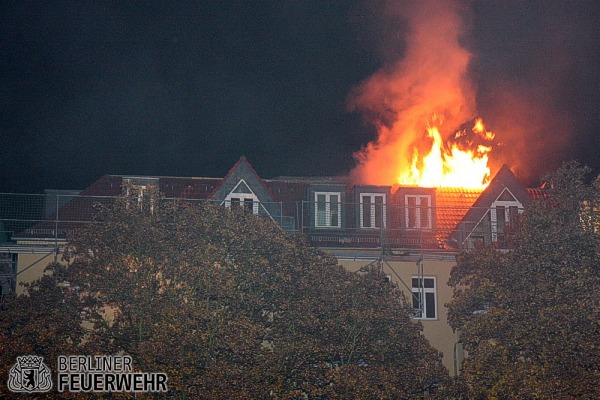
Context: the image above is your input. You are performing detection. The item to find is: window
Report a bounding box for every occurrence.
[315,192,341,228]
[228,197,255,214]
[360,193,386,228]
[495,205,519,232]
[496,205,507,233]
[122,178,159,213]
[412,277,437,319]
[225,179,259,215]
[490,189,523,243]
[405,195,432,229]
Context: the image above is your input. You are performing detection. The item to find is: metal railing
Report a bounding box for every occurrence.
[0,193,522,252]
[0,192,529,296]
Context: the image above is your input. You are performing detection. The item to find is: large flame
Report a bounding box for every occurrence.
[399,118,495,189]
[348,1,501,191]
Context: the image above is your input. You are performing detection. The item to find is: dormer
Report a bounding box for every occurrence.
[352,185,391,229]
[224,179,259,214]
[122,176,159,194]
[393,187,437,231]
[454,165,530,249]
[489,187,524,242]
[209,157,278,219]
[121,176,160,212]
[307,183,346,229]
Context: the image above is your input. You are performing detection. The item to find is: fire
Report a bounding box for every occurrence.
[398,118,495,189]
[347,2,502,191]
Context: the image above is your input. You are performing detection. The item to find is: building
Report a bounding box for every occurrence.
[0,156,541,375]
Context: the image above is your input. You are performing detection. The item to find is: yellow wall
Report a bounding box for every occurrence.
[337,256,464,376]
[15,252,65,295]
[13,246,465,374]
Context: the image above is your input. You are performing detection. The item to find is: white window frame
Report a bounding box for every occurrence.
[489,188,523,242]
[405,195,432,230]
[314,192,341,228]
[359,193,386,229]
[411,276,437,320]
[225,179,260,215]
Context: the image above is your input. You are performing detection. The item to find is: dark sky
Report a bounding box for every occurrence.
[1,1,598,193]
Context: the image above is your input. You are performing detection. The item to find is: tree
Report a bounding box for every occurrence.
[447,162,600,399]
[0,264,84,399]
[1,189,450,398]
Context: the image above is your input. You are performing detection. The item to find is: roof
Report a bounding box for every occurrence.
[271,176,348,184]
[158,177,221,199]
[435,188,482,233]
[13,174,223,240]
[13,158,540,250]
[526,188,548,200]
[208,156,272,201]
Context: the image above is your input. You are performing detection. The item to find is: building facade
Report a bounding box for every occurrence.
[0,156,540,375]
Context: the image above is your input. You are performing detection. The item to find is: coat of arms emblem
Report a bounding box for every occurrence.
[7,355,53,393]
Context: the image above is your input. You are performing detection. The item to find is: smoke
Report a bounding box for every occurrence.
[477,81,573,186]
[349,0,475,185]
[470,1,598,186]
[349,0,598,186]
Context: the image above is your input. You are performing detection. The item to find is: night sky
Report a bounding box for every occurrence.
[1,1,598,193]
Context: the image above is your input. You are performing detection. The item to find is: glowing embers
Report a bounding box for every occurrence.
[399,118,495,189]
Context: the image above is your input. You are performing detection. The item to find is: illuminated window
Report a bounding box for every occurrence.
[315,192,341,228]
[412,277,437,319]
[405,195,432,229]
[360,193,386,229]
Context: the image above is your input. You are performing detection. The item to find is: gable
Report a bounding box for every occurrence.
[496,188,517,202]
[231,180,253,194]
[453,165,529,247]
[209,157,274,205]
[208,157,289,227]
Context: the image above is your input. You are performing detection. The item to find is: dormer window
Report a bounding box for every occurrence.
[405,195,432,230]
[315,192,341,228]
[225,179,259,215]
[490,188,523,243]
[122,177,159,213]
[360,193,386,229]
[495,205,519,233]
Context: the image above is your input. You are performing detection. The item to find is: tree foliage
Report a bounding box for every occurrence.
[448,162,600,399]
[1,190,450,398]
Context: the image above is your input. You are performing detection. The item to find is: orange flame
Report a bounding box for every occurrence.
[398,118,495,189]
[347,2,502,190]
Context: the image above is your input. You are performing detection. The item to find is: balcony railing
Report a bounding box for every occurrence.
[0,193,519,250]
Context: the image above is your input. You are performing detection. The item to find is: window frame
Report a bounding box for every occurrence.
[411,276,437,320]
[225,179,260,215]
[359,193,386,229]
[489,189,524,242]
[314,191,342,228]
[405,194,432,230]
